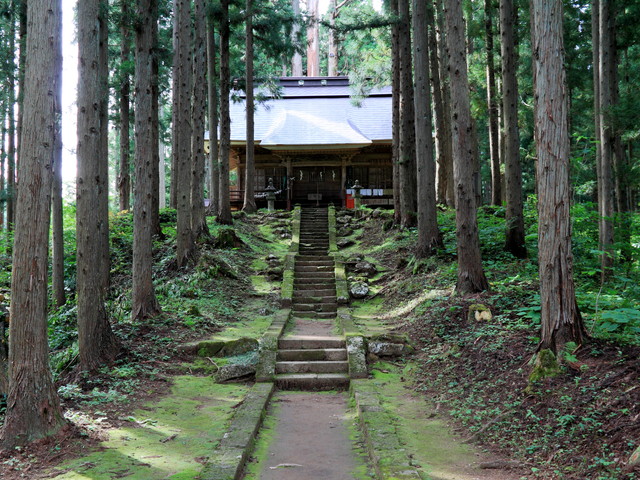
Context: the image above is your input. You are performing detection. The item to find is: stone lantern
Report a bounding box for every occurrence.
[265,177,277,212]
[351,180,363,210]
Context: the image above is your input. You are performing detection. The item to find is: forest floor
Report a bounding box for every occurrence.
[343,208,640,480]
[0,208,638,479]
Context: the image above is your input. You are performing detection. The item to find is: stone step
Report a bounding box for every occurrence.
[275,373,350,391]
[275,361,349,374]
[292,303,337,313]
[277,348,347,361]
[295,262,335,269]
[295,272,335,279]
[279,336,345,350]
[288,311,337,319]
[297,255,333,261]
[294,283,336,291]
[292,294,337,303]
[293,289,336,297]
[294,265,334,273]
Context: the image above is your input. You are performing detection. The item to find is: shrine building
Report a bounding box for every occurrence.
[206,76,393,209]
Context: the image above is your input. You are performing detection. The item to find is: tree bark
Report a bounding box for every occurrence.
[500,0,526,258]
[531,0,586,353]
[207,20,220,216]
[391,0,401,225]
[414,0,442,256]
[118,2,132,212]
[327,0,352,76]
[306,0,320,76]
[597,0,615,280]
[217,0,233,225]
[192,0,209,234]
[445,0,489,293]
[291,0,303,76]
[243,0,257,213]
[77,0,120,372]
[435,0,454,207]
[132,0,162,322]
[2,0,66,448]
[591,0,600,211]
[485,0,501,206]
[9,0,26,232]
[173,0,195,265]
[398,0,417,228]
[150,2,161,235]
[52,35,65,308]
[6,0,17,231]
[99,0,110,291]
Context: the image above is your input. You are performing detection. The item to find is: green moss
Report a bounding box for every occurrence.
[529,348,562,383]
[250,274,276,295]
[354,362,487,479]
[49,377,249,479]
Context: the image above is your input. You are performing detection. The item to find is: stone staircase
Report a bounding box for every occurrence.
[276,208,350,390]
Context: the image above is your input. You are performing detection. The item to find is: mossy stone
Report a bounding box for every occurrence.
[468,303,492,322]
[529,349,561,383]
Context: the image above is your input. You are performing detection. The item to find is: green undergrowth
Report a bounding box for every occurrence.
[1,209,291,477]
[347,204,640,479]
[50,377,248,479]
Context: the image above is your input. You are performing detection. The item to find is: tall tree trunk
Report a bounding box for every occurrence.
[243,0,257,213]
[6,0,17,231]
[328,0,337,76]
[118,2,132,212]
[99,0,110,291]
[77,0,120,372]
[531,0,586,353]
[0,107,5,230]
[414,0,441,256]
[306,0,319,76]
[150,2,161,235]
[132,0,162,321]
[2,0,66,448]
[591,0,601,211]
[52,37,65,308]
[500,0,526,258]
[173,0,195,264]
[192,0,209,234]
[217,0,233,225]
[435,0,454,207]
[207,19,220,216]
[445,0,489,293]
[391,0,401,225]
[398,0,417,228]
[598,0,614,280]
[428,0,445,210]
[291,0,303,76]
[485,0,501,205]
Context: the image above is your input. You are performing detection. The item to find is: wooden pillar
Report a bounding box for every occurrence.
[286,156,293,210]
[340,157,347,207]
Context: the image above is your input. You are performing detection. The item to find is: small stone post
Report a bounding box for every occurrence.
[351,180,363,211]
[265,177,277,212]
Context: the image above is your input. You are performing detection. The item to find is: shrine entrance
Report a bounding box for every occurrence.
[291,166,343,206]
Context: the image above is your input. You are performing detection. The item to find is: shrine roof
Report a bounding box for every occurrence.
[206,76,392,150]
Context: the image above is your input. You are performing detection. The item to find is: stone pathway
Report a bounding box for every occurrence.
[255,393,366,480]
[249,208,365,479]
[275,208,350,391]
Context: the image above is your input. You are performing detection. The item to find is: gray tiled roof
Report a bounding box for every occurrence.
[211,77,392,149]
